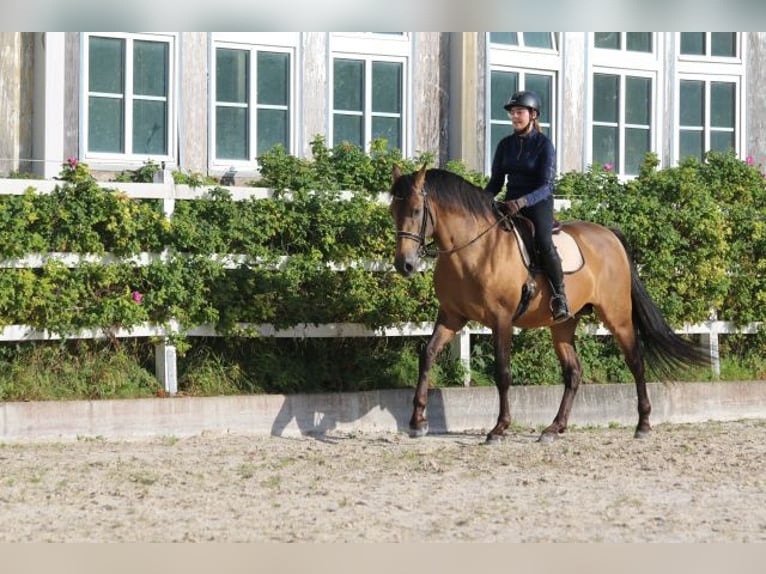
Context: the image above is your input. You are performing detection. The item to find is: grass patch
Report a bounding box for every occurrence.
[0,339,160,401]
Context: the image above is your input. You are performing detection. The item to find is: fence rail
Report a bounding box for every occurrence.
[1,173,760,392]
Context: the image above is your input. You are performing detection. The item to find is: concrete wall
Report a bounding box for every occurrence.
[2,381,764,442]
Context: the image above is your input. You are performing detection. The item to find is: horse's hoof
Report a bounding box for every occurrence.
[409,424,429,438]
[634,429,651,440]
[537,432,557,444]
[485,433,504,444]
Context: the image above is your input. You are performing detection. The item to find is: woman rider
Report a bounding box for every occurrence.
[484,90,571,322]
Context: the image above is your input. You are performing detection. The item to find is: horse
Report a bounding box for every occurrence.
[389,164,709,443]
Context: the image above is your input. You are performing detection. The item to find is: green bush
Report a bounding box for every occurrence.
[0,146,763,399]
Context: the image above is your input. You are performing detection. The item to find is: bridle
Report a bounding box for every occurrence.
[394,189,435,257]
[394,188,509,257]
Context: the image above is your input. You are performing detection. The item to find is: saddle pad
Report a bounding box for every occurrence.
[514,228,585,274]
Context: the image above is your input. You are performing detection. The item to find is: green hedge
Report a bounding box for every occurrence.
[1,142,764,396]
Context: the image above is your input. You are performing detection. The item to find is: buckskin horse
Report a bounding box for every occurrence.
[389,164,708,443]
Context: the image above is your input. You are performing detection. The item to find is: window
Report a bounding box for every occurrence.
[592,72,653,175]
[85,34,174,160]
[680,33,737,58]
[594,33,653,53]
[213,45,292,163]
[490,33,556,50]
[678,79,737,161]
[675,33,742,163]
[332,57,404,150]
[330,33,409,152]
[487,32,561,172]
[489,71,554,154]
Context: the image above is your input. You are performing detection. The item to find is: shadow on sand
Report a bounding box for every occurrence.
[269,388,449,438]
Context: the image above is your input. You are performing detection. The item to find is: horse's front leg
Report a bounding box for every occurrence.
[410,312,464,438]
[487,322,513,442]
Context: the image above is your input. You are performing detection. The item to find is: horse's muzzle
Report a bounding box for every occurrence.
[394,252,419,277]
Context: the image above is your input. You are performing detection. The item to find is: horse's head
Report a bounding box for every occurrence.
[389,164,433,277]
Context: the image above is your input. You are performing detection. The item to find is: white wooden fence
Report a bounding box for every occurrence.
[1,172,759,392]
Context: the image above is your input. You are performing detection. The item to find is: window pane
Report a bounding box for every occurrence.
[88,97,124,153]
[491,71,518,120]
[525,74,552,124]
[372,61,401,114]
[133,100,167,154]
[680,33,705,55]
[258,51,289,106]
[334,59,364,112]
[625,76,651,125]
[89,36,124,94]
[680,80,704,127]
[523,33,552,49]
[593,74,619,123]
[592,125,618,167]
[627,33,652,52]
[679,130,703,161]
[710,82,735,128]
[217,49,248,104]
[711,33,736,57]
[133,41,167,97]
[490,32,518,45]
[625,128,650,175]
[216,107,248,160]
[710,131,734,153]
[594,33,619,49]
[257,109,289,155]
[334,115,363,148]
[373,116,400,149]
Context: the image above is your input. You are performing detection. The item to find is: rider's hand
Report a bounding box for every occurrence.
[504,197,528,216]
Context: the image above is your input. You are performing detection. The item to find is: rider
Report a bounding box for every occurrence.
[484,90,572,322]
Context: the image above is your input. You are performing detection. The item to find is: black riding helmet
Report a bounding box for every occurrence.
[503,90,541,114]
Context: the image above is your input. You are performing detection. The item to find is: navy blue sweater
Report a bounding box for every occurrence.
[484,129,556,206]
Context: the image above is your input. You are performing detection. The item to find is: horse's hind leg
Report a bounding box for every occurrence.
[540,319,582,443]
[410,311,465,438]
[612,324,651,438]
[598,310,651,438]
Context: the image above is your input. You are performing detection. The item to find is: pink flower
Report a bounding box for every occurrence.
[132,290,143,304]
[604,163,613,172]
[67,157,79,169]
[746,156,755,166]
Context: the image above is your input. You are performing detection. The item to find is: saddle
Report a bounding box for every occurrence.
[493,202,585,320]
[493,202,583,273]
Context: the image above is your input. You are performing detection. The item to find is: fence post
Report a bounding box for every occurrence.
[449,330,472,386]
[155,339,178,395]
[700,329,721,380]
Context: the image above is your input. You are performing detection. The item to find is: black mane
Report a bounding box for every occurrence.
[391,168,495,219]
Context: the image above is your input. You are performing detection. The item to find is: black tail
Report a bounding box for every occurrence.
[610,228,710,378]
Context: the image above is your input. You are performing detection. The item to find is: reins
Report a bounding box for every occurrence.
[395,189,510,258]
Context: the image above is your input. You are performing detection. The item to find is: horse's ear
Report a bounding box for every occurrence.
[391,164,402,182]
[414,163,427,189]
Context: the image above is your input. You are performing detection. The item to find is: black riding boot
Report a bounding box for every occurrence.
[539,246,571,322]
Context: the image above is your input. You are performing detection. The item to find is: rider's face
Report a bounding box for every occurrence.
[507,106,531,131]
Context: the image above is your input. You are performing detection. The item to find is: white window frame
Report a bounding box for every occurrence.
[678,32,742,64]
[486,33,561,173]
[590,68,657,177]
[674,33,746,164]
[489,32,559,55]
[586,33,663,178]
[329,33,411,155]
[675,74,742,162]
[80,32,177,171]
[209,33,298,178]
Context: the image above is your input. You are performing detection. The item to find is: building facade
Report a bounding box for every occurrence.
[2,32,765,183]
